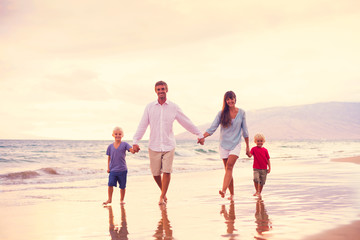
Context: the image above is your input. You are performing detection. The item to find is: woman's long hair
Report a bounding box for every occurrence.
[220,91,236,128]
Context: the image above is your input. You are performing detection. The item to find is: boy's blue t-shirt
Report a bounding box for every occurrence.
[106,142,132,172]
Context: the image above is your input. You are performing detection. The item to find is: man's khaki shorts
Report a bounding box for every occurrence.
[148,148,175,176]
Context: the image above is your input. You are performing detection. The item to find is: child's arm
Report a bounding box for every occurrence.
[107,155,111,173]
[247,147,253,158]
[267,158,271,174]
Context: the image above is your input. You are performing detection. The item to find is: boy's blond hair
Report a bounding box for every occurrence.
[113,126,123,135]
[254,133,265,142]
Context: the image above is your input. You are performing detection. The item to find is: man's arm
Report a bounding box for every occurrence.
[132,105,150,151]
[175,106,203,139]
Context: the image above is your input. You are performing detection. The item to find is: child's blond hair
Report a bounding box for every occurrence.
[112,126,124,135]
[254,133,265,142]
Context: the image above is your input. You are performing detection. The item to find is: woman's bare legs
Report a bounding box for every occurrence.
[220,155,238,198]
[222,158,234,200]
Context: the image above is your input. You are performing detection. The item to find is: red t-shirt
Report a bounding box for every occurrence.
[251,146,270,169]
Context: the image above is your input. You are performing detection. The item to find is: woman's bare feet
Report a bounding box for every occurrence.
[227,194,234,201]
[219,190,225,198]
[103,200,112,205]
[159,197,166,205]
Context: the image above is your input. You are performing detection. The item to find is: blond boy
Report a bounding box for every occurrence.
[247,134,271,197]
[103,127,135,205]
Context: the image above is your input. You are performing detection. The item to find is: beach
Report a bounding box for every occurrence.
[302,156,360,240]
[0,156,359,239]
[0,140,360,239]
[304,220,360,240]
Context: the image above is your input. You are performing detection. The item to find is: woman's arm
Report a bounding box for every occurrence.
[244,137,250,156]
[203,132,211,138]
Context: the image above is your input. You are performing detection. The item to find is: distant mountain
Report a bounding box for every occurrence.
[176,102,360,141]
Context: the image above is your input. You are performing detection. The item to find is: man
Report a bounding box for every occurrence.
[133,81,204,204]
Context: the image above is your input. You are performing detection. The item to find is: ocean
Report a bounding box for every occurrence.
[1,139,359,203]
[1,139,360,239]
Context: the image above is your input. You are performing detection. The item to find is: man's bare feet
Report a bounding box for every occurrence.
[253,192,261,197]
[227,194,234,201]
[219,190,225,198]
[120,201,125,205]
[103,200,112,205]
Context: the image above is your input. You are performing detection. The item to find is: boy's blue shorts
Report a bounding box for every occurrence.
[108,170,128,189]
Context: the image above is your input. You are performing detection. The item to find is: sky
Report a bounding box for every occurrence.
[1,0,359,140]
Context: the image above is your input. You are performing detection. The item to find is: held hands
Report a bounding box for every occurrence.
[132,144,140,153]
[197,137,205,145]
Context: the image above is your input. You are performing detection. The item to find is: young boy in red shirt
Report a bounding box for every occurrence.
[247,134,271,197]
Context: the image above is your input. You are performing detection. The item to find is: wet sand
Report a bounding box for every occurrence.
[1,156,360,240]
[0,170,246,239]
[331,156,360,165]
[303,220,360,240]
[302,155,360,240]
[0,170,255,239]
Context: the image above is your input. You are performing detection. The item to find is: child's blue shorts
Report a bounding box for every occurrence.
[108,170,128,189]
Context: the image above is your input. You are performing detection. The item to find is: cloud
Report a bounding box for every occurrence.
[42,69,111,101]
[0,0,359,139]
[3,0,359,57]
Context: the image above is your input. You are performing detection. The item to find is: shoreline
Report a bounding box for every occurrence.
[331,156,360,165]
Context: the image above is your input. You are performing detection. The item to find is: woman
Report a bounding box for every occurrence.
[201,91,249,200]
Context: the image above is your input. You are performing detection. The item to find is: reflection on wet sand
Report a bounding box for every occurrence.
[220,202,239,239]
[105,205,129,240]
[153,204,174,240]
[254,198,272,239]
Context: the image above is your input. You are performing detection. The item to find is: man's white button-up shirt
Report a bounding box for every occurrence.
[133,100,203,152]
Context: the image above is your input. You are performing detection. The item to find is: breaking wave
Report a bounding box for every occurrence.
[0,168,59,180]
